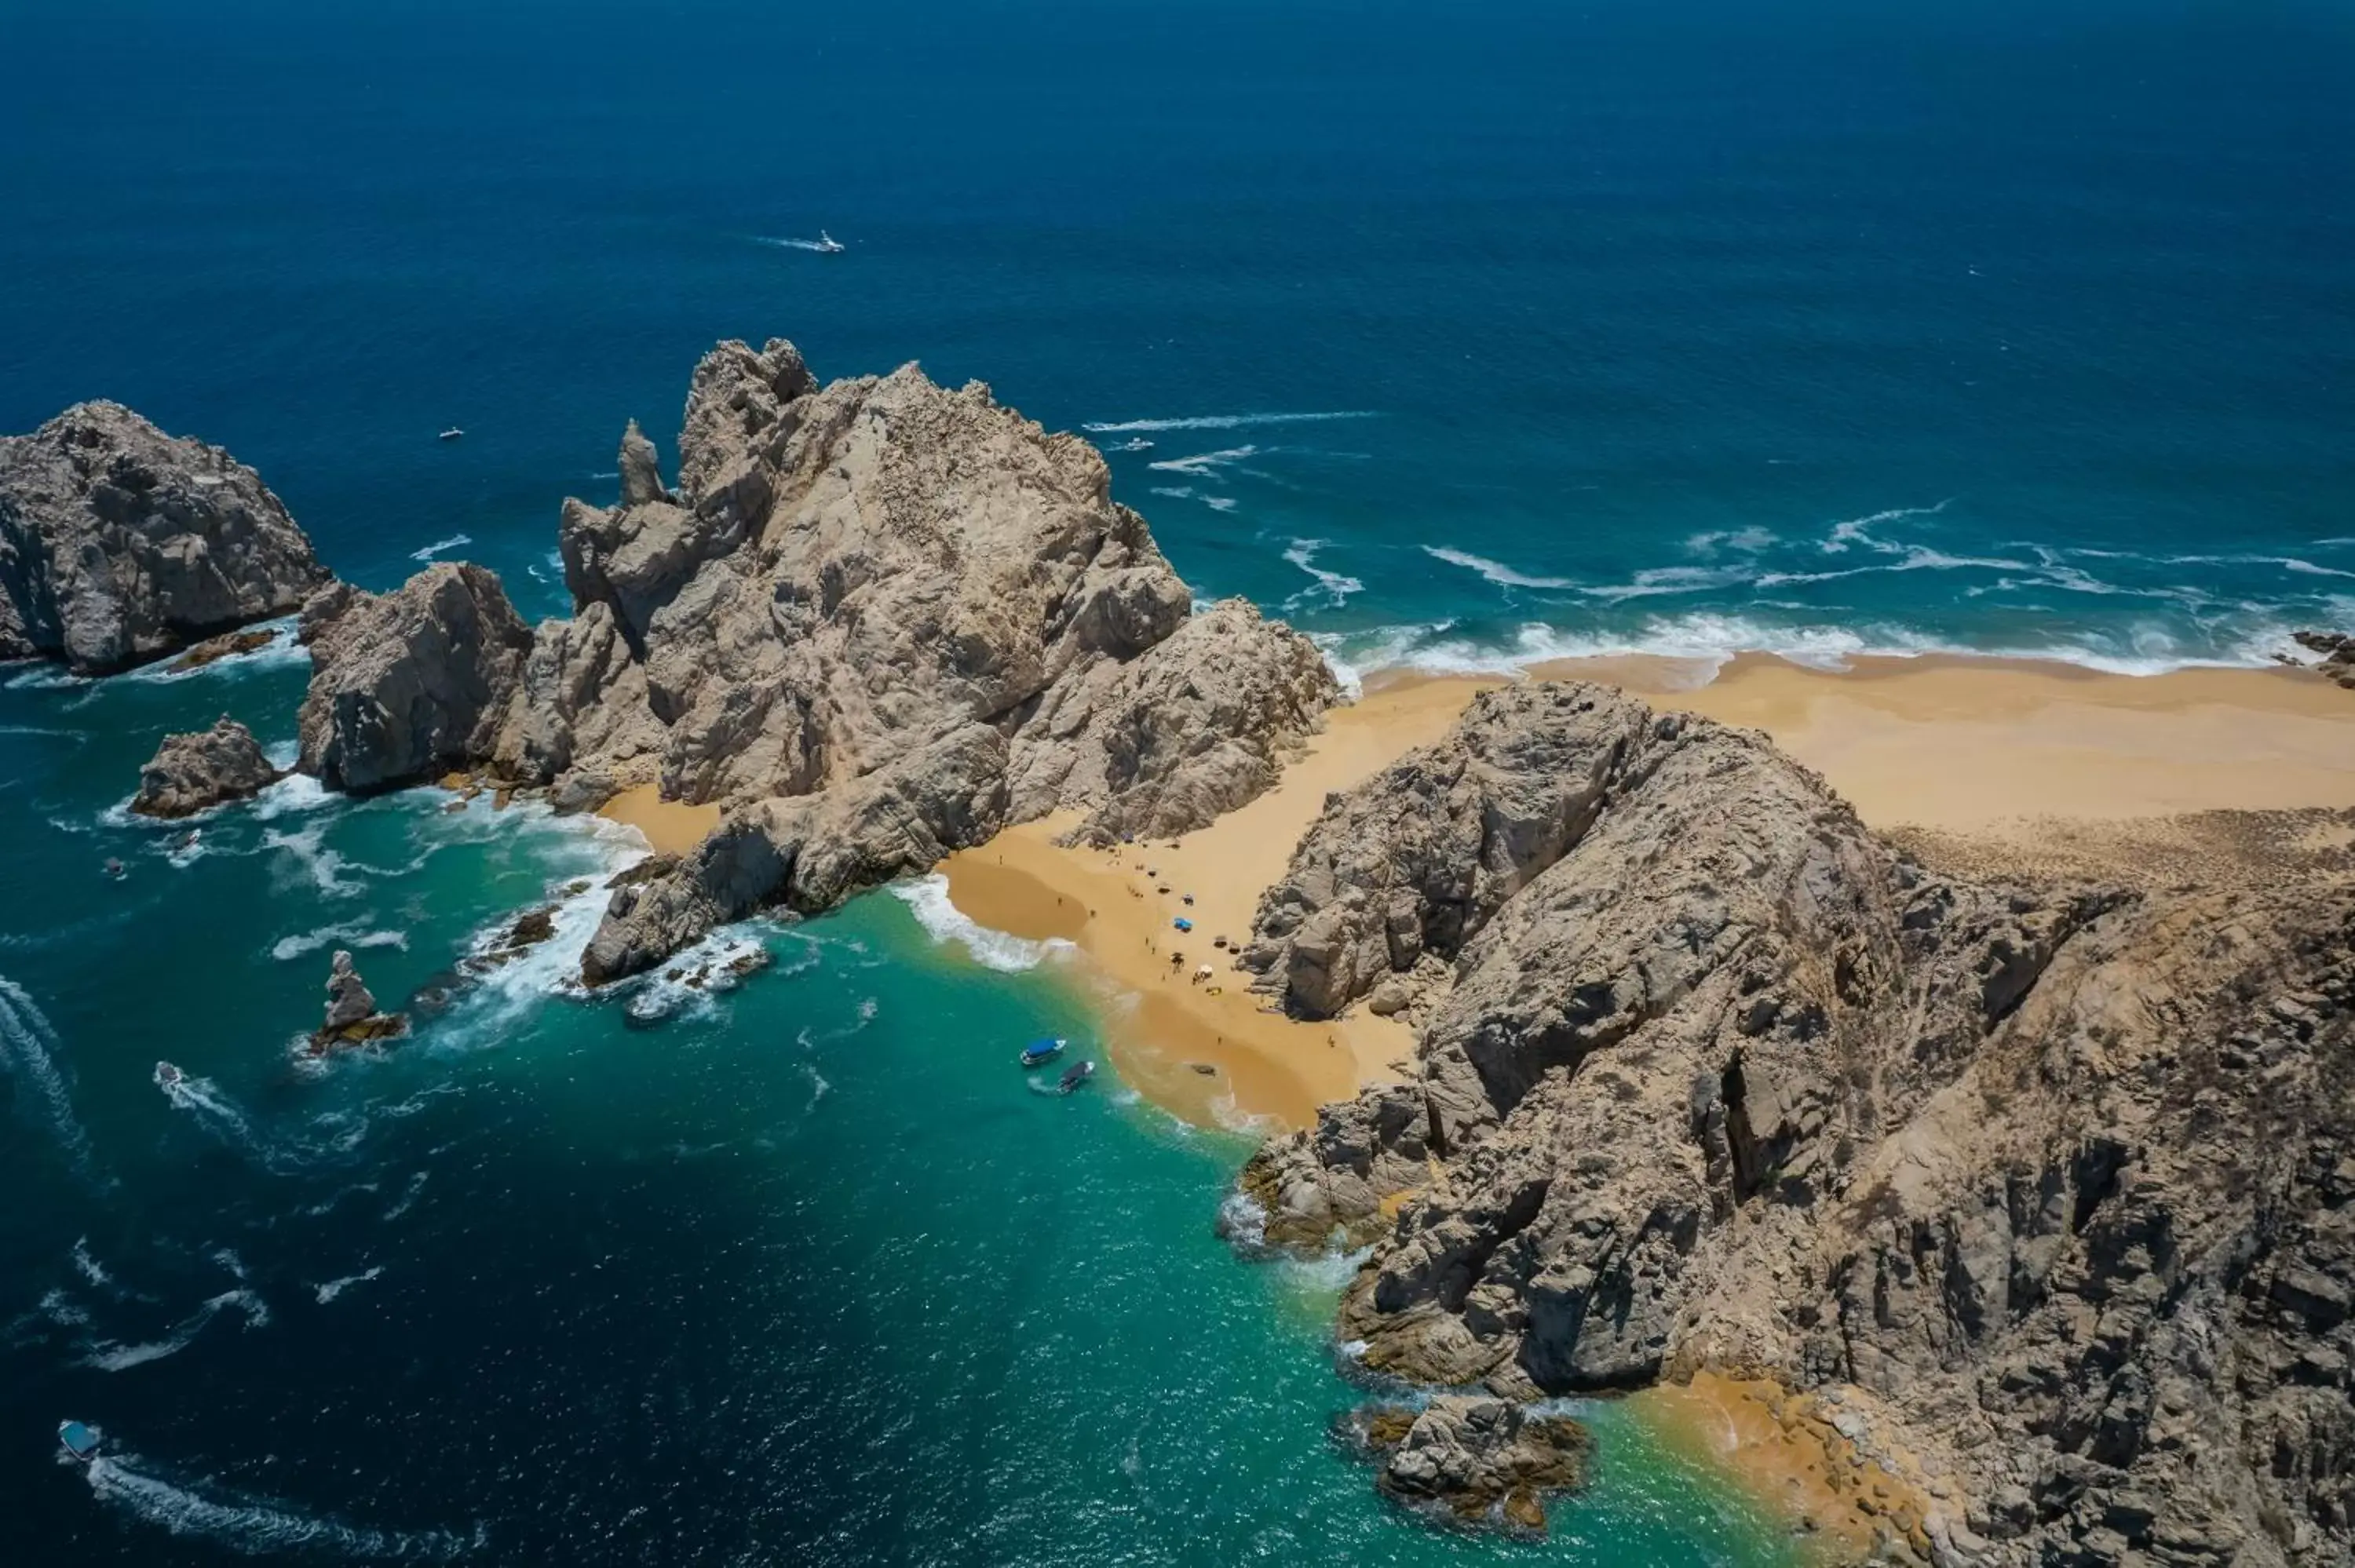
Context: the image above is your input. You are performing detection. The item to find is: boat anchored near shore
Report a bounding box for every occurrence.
[1020,1037,1066,1069]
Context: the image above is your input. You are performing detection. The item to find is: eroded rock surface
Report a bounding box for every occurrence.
[1349,1396,1590,1533]
[310,950,403,1052]
[297,562,535,792]
[285,336,1338,982]
[0,402,327,673]
[1242,680,2355,1566]
[130,716,280,818]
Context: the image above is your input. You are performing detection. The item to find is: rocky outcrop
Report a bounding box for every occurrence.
[2290,631,2355,690]
[130,716,280,818]
[309,950,403,1052]
[0,401,327,673]
[282,335,1339,983]
[1346,1396,1590,1533]
[1241,680,2355,1566]
[296,562,535,792]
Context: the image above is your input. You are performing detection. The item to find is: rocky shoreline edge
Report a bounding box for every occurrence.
[8,340,2353,1563]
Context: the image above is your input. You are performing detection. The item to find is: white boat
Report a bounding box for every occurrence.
[438,427,464,441]
[155,1061,185,1089]
[814,231,845,254]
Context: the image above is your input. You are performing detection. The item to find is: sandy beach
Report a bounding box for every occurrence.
[597,782,721,856]
[943,652,2355,1132]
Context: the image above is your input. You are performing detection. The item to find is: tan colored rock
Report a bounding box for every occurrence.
[130,716,280,818]
[0,401,327,673]
[1238,678,2355,1566]
[296,562,535,792]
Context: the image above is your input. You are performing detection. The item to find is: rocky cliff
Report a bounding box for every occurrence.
[1236,683,2353,1567]
[0,401,327,673]
[292,337,1340,977]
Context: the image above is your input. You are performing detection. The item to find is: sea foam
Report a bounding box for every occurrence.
[889,874,1072,972]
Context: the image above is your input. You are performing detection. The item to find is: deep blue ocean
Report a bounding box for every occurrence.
[2,1,2351,1561]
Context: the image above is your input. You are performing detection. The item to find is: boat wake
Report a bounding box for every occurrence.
[756,233,845,253]
[313,1266,384,1304]
[407,533,472,563]
[80,1287,271,1372]
[86,1453,484,1560]
[1083,410,1378,434]
[0,975,97,1179]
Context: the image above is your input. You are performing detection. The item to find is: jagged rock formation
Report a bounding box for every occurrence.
[0,401,327,673]
[309,950,403,1052]
[1344,1395,1590,1533]
[293,337,1339,981]
[2290,632,2355,690]
[297,563,535,793]
[1237,681,2354,1566]
[130,716,280,818]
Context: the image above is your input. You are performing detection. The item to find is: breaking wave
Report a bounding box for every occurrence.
[889,874,1072,972]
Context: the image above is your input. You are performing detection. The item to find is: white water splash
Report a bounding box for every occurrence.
[888,875,1072,972]
[268,924,408,962]
[1281,539,1363,609]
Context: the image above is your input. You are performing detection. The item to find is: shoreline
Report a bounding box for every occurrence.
[941,647,2355,1132]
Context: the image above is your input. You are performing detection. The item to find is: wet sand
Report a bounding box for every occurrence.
[596,783,721,856]
[1632,1372,1938,1561]
[944,653,2355,1131]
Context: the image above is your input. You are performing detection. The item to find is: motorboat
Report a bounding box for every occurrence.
[438,427,465,441]
[1057,1059,1095,1094]
[814,231,845,254]
[58,1420,100,1464]
[1020,1037,1066,1069]
[154,1061,185,1089]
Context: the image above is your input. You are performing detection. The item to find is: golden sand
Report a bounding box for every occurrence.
[1633,1372,1937,1559]
[944,655,2355,1131]
[596,783,721,856]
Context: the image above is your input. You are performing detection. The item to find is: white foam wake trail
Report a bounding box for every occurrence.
[889,874,1072,972]
[314,1266,384,1304]
[1083,410,1379,434]
[86,1455,484,1559]
[1146,444,1259,478]
[1282,539,1363,609]
[407,533,472,562]
[270,924,408,963]
[0,975,97,1177]
[756,235,841,253]
[81,1289,271,1372]
[1422,545,1575,590]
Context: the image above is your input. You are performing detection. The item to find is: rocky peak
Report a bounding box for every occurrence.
[617,419,666,508]
[0,399,327,673]
[295,562,535,793]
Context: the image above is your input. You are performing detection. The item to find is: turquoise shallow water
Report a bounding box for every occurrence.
[0,655,1792,1563]
[7,0,2354,1559]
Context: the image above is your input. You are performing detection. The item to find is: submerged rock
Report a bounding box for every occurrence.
[1240,678,2355,1564]
[0,401,327,673]
[2291,629,2355,688]
[130,716,280,819]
